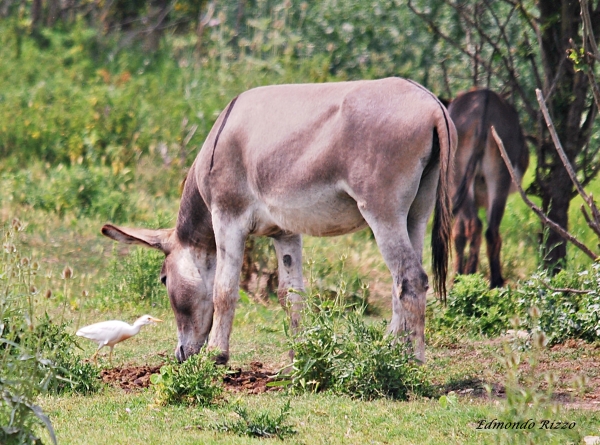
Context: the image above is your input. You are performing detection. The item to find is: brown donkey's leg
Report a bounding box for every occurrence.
[453,216,467,276]
[485,197,508,288]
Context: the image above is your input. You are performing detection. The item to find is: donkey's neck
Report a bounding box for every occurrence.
[176,169,216,251]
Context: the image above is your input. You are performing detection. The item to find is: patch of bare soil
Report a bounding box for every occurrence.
[432,339,600,410]
[101,365,162,392]
[100,361,283,394]
[223,361,284,394]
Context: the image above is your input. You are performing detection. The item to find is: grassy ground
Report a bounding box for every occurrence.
[40,299,600,445]
[3,168,596,444]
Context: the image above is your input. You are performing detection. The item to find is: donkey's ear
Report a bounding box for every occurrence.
[101,224,174,254]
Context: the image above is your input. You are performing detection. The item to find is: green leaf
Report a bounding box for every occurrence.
[266,380,292,387]
[239,289,250,304]
[438,395,448,409]
[150,374,162,385]
[28,403,57,445]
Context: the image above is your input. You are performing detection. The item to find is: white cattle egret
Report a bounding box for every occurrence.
[76,315,162,366]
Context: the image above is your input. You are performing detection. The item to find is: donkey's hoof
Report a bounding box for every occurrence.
[213,352,229,365]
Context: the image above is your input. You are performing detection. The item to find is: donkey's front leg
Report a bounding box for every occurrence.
[208,215,247,364]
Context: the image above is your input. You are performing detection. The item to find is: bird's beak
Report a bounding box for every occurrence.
[150,317,163,323]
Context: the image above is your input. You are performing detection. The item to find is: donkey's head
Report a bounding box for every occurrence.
[101,224,216,362]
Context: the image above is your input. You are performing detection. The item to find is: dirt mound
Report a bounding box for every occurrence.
[223,361,284,394]
[100,361,284,394]
[101,365,161,391]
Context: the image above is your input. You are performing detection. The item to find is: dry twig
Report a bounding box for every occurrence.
[491,126,598,261]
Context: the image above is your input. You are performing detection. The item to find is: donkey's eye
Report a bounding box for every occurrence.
[160,275,167,286]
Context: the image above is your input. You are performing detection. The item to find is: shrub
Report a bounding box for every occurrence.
[288,291,430,400]
[428,274,516,337]
[150,348,225,406]
[2,163,134,222]
[29,313,101,395]
[516,267,600,344]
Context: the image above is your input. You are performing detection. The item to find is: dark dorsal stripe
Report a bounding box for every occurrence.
[210,96,239,172]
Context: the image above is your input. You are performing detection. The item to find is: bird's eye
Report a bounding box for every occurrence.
[160,275,167,286]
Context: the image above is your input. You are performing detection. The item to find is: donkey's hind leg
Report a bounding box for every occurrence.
[480,143,511,288]
[272,233,305,332]
[484,182,509,288]
[360,209,428,362]
[460,195,483,275]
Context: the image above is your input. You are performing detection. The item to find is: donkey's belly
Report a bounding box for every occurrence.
[252,191,368,237]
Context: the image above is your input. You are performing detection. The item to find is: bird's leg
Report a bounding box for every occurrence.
[109,346,114,367]
[91,347,101,366]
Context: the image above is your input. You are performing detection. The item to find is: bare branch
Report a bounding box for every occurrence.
[581,204,600,238]
[492,126,599,261]
[536,88,600,227]
[538,278,592,294]
[407,0,495,74]
[444,1,538,120]
[581,0,600,59]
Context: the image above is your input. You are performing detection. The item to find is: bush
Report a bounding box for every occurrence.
[429,267,600,346]
[516,267,600,344]
[2,163,134,222]
[150,348,225,406]
[428,274,516,337]
[288,292,430,400]
[28,313,101,395]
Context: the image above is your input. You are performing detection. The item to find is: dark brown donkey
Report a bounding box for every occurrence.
[101,78,456,364]
[449,89,529,288]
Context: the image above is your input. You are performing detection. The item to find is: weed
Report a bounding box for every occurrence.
[150,348,225,406]
[485,312,581,445]
[211,400,295,440]
[288,271,430,400]
[429,274,516,337]
[516,267,600,344]
[0,221,57,444]
[31,313,101,395]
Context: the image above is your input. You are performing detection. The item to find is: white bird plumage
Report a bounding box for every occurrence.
[76,314,162,366]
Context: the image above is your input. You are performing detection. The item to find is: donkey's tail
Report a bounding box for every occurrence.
[431,103,456,302]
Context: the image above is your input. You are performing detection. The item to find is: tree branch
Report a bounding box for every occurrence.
[536,88,600,225]
[539,278,592,294]
[492,126,598,261]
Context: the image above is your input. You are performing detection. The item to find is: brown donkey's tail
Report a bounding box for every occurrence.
[431,104,456,302]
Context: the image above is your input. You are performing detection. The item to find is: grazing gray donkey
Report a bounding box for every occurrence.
[449,89,529,288]
[101,78,456,364]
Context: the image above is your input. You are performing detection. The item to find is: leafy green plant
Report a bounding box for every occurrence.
[428,274,516,337]
[29,313,101,395]
[0,221,57,444]
[487,311,582,445]
[150,348,225,406]
[287,271,430,400]
[516,266,600,344]
[211,400,296,440]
